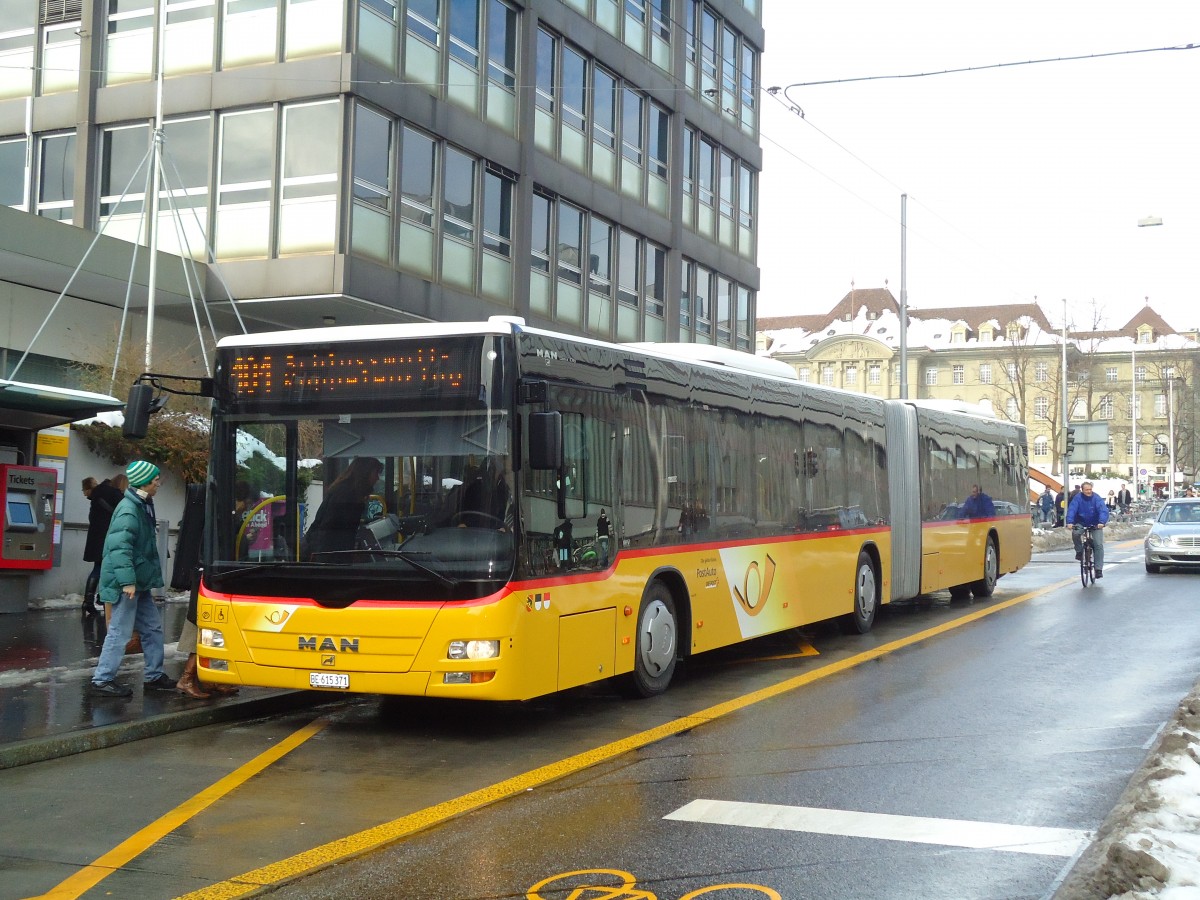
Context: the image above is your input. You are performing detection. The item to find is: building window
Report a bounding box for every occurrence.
[441,146,477,288]
[1155,394,1167,417]
[924,367,937,386]
[0,137,29,208]
[821,365,834,387]
[1005,397,1018,420]
[1033,436,1049,457]
[279,99,339,255]
[1034,396,1049,419]
[1035,362,1048,383]
[1099,396,1114,419]
[105,0,155,85]
[979,363,992,384]
[868,363,880,385]
[0,3,36,99]
[481,166,514,299]
[1154,437,1167,457]
[350,104,393,262]
[797,367,810,383]
[1106,366,1118,382]
[1005,362,1018,381]
[36,131,75,223]
[1139,330,1152,344]
[952,364,964,385]
[223,0,278,68]
[41,19,81,94]
[99,123,149,240]
[845,365,857,386]
[215,107,276,258]
[1135,365,1146,383]
[358,0,398,69]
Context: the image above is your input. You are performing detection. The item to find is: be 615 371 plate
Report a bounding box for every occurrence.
[309,672,349,689]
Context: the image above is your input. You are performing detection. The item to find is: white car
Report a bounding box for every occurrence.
[1144,499,1200,573]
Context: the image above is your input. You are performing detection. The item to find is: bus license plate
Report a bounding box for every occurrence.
[309,672,349,689]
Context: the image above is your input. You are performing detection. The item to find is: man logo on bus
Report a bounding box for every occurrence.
[733,554,776,616]
[298,636,360,652]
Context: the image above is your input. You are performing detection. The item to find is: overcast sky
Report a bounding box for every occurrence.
[755,1,1200,333]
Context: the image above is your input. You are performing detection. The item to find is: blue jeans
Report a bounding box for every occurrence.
[92,590,165,685]
[1072,527,1106,572]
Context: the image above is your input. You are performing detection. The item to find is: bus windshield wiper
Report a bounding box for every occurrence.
[210,562,307,582]
[309,548,459,587]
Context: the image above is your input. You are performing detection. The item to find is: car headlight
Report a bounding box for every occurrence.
[1147,532,1165,548]
[448,639,500,660]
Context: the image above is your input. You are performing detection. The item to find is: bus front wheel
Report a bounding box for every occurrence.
[971,537,999,598]
[620,582,678,698]
[843,552,878,635]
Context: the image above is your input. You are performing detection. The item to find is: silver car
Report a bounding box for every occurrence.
[1144,498,1200,573]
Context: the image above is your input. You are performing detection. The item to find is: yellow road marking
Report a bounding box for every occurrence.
[29,717,328,900]
[179,576,1074,900]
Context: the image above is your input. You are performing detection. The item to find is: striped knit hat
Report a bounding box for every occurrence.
[126,460,160,488]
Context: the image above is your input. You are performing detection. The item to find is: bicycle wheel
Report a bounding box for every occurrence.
[1081,540,1095,587]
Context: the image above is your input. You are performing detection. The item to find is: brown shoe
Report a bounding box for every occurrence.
[176,670,212,699]
[176,653,211,699]
[124,632,143,655]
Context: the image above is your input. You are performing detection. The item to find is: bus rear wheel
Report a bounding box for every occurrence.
[971,537,999,598]
[842,551,878,635]
[620,582,678,698]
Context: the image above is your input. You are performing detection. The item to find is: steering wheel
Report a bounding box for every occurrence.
[450,511,506,529]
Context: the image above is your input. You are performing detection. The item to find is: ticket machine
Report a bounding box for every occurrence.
[1,465,57,569]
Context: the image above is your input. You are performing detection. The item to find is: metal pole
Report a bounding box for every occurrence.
[144,0,169,372]
[1061,299,1070,497]
[1131,347,1137,498]
[1168,375,1176,499]
[899,193,908,400]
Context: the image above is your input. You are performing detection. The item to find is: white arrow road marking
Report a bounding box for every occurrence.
[664,799,1088,857]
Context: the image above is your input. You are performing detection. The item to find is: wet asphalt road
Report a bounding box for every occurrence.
[3,537,1199,900]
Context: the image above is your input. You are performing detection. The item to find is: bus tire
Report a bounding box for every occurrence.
[842,551,878,635]
[971,536,999,597]
[620,582,678,698]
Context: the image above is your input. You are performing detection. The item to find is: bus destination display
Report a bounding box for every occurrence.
[225,343,479,404]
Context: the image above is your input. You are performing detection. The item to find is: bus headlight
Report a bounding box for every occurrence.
[448,639,500,660]
[200,627,225,649]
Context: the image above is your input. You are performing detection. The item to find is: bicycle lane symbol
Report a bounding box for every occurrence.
[527,868,782,900]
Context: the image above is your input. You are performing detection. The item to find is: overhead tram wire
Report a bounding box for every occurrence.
[771,41,1198,93]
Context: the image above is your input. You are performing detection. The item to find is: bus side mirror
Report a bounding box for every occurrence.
[122,384,155,439]
[528,412,562,470]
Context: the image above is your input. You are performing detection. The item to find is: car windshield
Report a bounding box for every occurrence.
[1159,503,1200,525]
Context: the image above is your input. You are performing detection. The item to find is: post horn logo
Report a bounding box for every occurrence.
[733,554,776,616]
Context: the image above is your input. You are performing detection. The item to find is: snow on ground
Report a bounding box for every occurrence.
[1056,687,1200,899]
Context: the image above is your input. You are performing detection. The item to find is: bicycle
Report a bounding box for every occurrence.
[1073,525,1097,587]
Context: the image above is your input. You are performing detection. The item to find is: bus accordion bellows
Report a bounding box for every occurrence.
[193,317,1031,699]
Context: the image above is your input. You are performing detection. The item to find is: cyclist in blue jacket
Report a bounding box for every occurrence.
[1066,481,1110,578]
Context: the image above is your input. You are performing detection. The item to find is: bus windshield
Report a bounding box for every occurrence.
[205,408,515,603]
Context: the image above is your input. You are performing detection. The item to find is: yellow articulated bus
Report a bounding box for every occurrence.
[191,317,1030,699]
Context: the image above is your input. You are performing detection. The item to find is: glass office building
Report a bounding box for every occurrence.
[0,0,761,345]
